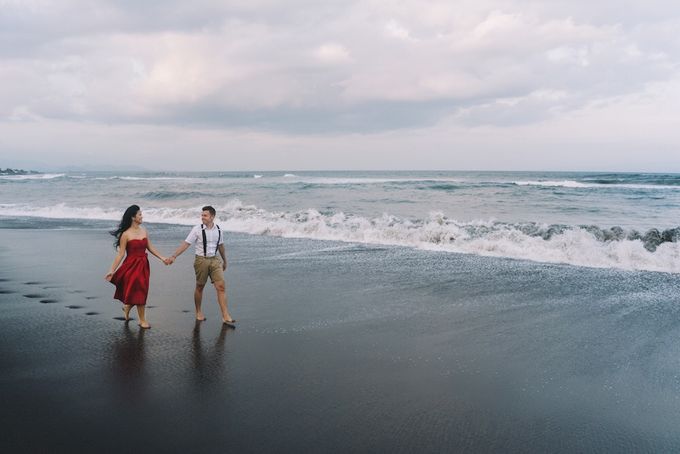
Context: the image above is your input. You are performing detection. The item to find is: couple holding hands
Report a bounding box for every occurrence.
[105,205,235,329]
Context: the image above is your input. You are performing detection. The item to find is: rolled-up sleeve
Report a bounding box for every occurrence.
[185,226,199,244]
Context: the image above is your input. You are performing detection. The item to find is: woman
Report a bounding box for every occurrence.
[105,205,168,328]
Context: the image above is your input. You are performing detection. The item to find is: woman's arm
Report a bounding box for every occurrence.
[146,235,168,263]
[105,234,128,281]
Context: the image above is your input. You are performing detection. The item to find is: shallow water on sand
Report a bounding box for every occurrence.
[1,228,680,452]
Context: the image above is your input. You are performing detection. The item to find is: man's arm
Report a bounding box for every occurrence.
[167,241,191,264]
[219,243,227,271]
[166,227,198,264]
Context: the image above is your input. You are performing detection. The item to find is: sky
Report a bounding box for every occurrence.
[1,0,680,172]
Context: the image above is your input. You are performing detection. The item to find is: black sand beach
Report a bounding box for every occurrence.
[2,227,680,452]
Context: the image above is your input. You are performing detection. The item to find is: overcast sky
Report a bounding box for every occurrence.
[1,0,680,172]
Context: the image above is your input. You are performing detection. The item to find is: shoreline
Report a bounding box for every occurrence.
[1,227,680,452]
[1,215,679,275]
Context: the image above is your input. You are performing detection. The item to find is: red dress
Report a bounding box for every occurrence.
[110,238,150,306]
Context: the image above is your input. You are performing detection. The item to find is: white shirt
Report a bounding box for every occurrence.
[185,223,223,257]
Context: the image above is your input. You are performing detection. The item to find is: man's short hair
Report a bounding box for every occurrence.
[202,206,216,216]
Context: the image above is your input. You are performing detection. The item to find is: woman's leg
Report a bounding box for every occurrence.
[136,305,150,328]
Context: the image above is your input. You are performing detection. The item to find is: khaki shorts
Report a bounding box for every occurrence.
[194,255,224,286]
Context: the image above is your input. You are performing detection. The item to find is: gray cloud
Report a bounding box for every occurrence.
[1,0,680,171]
[2,0,679,133]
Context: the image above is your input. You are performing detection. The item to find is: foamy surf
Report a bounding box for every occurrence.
[2,201,678,274]
[0,173,65,180]
[513,180,680,190]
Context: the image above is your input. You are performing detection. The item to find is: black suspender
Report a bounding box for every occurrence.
[201,224,221,256]
[202,225,207,256]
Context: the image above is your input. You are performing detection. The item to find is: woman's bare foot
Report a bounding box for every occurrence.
[223,317,236,324]
[138,321,150,329]
[122,305,132,321]
[196,312,206,321]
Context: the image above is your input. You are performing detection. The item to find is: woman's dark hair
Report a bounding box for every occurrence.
[110,205,140,248]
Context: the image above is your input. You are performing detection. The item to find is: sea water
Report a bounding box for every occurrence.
[1,170,679,272]
[3,171,680,451]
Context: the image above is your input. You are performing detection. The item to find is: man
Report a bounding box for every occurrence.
[167,206,235,325]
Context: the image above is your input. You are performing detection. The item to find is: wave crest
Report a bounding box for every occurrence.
[0,173,65,181]
[211,201,680,273]
[513,180,680,190]
[1,201,678,273]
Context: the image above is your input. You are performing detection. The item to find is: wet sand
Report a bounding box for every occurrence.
[1,227,680,452]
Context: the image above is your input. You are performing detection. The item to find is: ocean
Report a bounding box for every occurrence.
[2,170,680,451]
[2,170,679,272]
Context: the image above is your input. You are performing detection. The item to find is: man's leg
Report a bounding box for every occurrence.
[214,280,234,323]
[194,283,206,321]
[194,256,209,321]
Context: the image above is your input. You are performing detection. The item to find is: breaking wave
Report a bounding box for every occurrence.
[140,191,219,200]
[0,173,65,180]
[514,180,680,190]
[1,200,679,273]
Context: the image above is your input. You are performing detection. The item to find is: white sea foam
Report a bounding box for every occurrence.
[0,173,65,180]
[0,203,123,221]
[114,176,194,181]
[514,180,589,188]
[514,180,679,190]
[2,201,676,273]
[264,176,463,185]
[213,202,680,273]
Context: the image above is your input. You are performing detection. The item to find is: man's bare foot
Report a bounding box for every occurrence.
[122,305,132,321]
[196,313,206,321]
[138,321,150,329]
[223,317,236,324]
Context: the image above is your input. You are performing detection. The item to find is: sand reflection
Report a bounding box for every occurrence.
[110,323,147,400]
[190,321,232,391]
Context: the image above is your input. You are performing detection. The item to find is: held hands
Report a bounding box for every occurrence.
[104,272,113,282]
[163,256,176,265]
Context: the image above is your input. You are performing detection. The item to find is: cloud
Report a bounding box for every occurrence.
[0,0,679,167]
[384,20,414,41]
[314,43,352,64]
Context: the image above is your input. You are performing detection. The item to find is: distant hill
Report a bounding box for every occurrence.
[0,168,40,175]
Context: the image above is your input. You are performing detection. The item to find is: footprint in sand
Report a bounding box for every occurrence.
[181,310,191,313]
[84,296,98,300]
[85,312,99,316]
[24,281,46,285]
[65,305,83,309]
[69,290,85,294]
[0,278,10,282]
[40,299,59,304]
[23,294,45,299]
[0,289,16,294]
